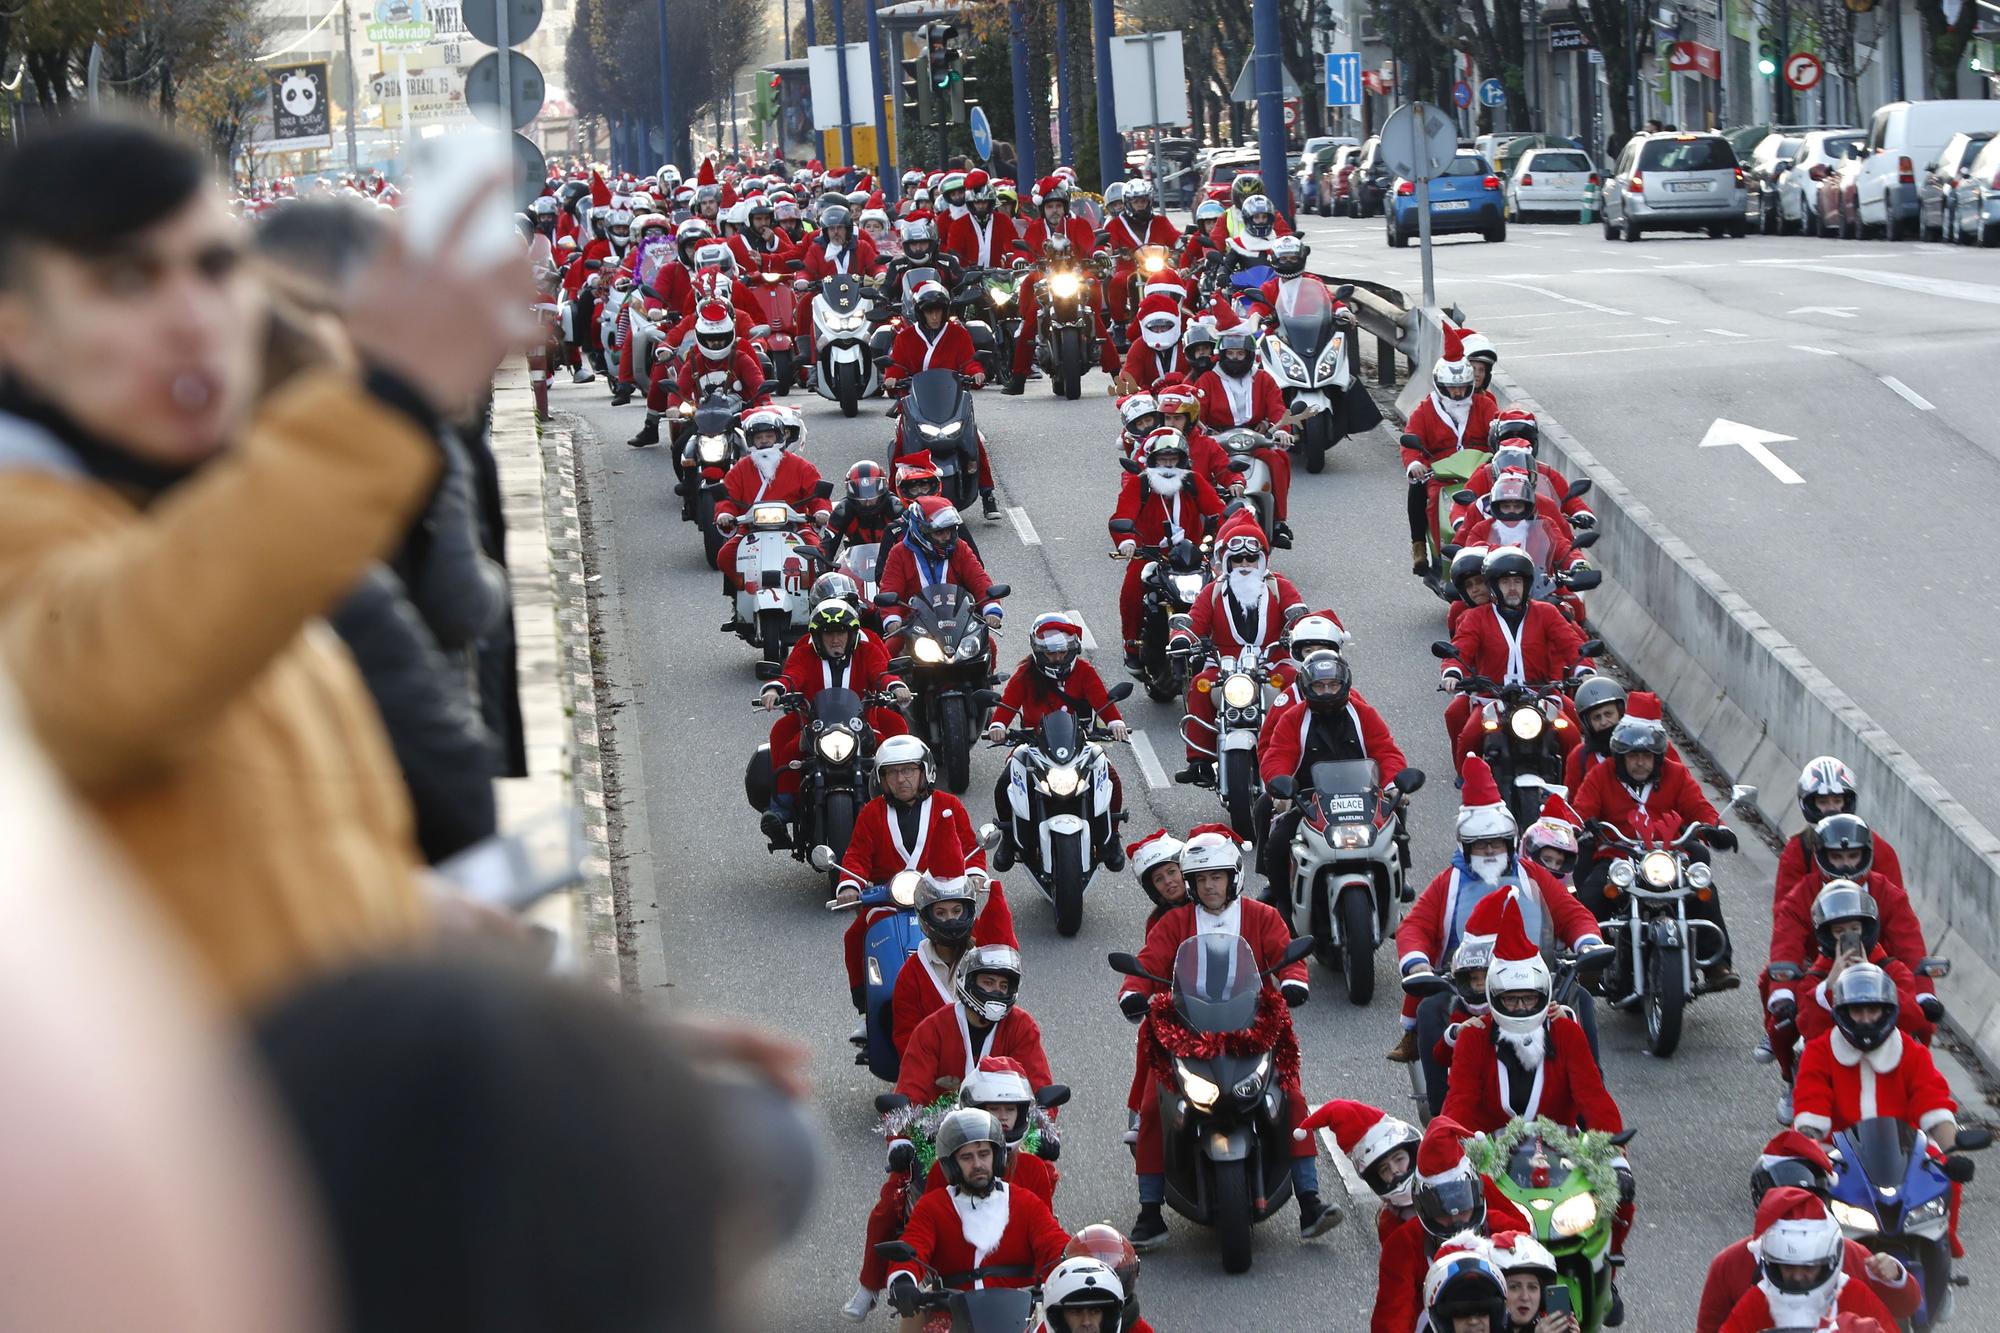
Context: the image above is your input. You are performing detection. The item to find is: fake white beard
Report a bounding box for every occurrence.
[1146,467,1187,496]
[1469,853,1509,883]
[951,1180,1011,1260]
[1143,326,1180,350]
[1433,390,1472,430]
[1496,1022,1548,1070]
[1227,568,1267,608]
[749,446,784,481]
[1756,1272,1841,1331]
[1491,519,1531,546]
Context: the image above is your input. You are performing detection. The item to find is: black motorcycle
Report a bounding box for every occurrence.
[1110,932,1316,1273]
[671,388,745,567]
[990,684,1133,937]
[877,582,1009,795]
[743,682,897,893]
[1109,519,1213,703]
[957,266,1023,387]
[1429,650,1601,830]
[1034,250,1108,400]
[874,1241,1040,1332]
[891,370,983,513]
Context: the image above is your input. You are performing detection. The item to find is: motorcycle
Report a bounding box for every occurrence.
[1588,784,1755,1058]
[746,270,803,396]
[1258,280,1358,474]
[1428,655,1596,831]
[876,582,1011,795]
[1109,932,1318,1273]
[1480,1120,1638,1332]
[723,494,831,665]
[1108,521,1212,703]
[1265,760,1425,1005]
[1214,433,1286,549]
[811,273,882,417]
[1828,1117,1992,1329]
[829,870,928,1081]
[1178,636,1285,840]
[891,370,984,513]
[744,682,896,888]
[1115,243,1176,327]
[1035,252,1108,400]
[960,267,1024,388]
[872,1243,1040,1333]
[1416,446,1490,591]
[672,388,744,564]
[991,683,1133,937]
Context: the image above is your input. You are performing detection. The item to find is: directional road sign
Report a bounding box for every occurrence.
[1478,78,1505,107]
[1452,80,1472,108]
[1324,51,1361,108]
[969,105,993,159]
[1784,52,1823,91]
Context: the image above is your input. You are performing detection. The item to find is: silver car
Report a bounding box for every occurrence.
[1601,132,1747,241]
[1947,136,2000,246]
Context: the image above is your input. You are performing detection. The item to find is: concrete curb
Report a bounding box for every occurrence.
[489,362,621,992]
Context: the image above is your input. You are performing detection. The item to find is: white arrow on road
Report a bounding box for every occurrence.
[1786,305,1859,318]
[1700,418,1805,485]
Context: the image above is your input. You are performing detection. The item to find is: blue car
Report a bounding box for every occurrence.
[1386,152,1506,247]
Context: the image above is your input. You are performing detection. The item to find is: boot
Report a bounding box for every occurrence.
[1752,1035,1776,1064]
[610,381,635,406]
[1776,1086,1794,1125]
[1173,760,1214,788]
[1386,1028,1419,1063]
[570,363,596,384]
[1001,378,1025,396]
[840,1287,878,1322]
[992,829,1016,872]
[981,489,1001,521]
[1124,642,1144,673]
[627,413,661,448]
[759,811,791,850]
[1103,837,1127,872]
[1130,1203,1168,1251]
[1297,1191,1342,1240]
[1700,961,1741,993]
[1411,540,1430,577]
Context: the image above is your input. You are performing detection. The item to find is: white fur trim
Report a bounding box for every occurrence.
[1767,988,1796,1011]
[1919,1107,1957,1134]
[1793,1113,1833,1138]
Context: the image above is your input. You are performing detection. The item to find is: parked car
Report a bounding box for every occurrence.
[1350,136,1391,217]
[1601,132,1747,241]
[1854,100,2000,240]
[1387,152,1505,247]
[1812,151,1868,238]
[1324,145,1363,216]
[1152,137,1202,208]
[1492,133,1580,181]
[1772,129,1864,234]
[1297,137,1355,216]
[1743,132,1803,233]
[1504,147,1596,221]
[1921,130,1994,241]
[1947,135,2000,246]
[1199,148,1265,205]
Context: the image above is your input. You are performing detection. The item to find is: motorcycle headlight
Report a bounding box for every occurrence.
[1608,860,1636,888]
[1234,1052,1273,1099]
[1331,824,1373,850]
[817,730,857,762]
[1315,333,1346,379]
[988,286,1013,307]
[1905,1194,1949,1230]
[833,310,867,331]
[1551,1194,1598,1237]
[1509,707,1544,741]
[1275,341,1308,381]
[1043,764,1081,796]
[698,435,727,464]
[1172,574,1205,599]
[1640,850,1679,889]
[1143,254,1166,273]
[913,637,946,664]
[955,635,984,661]
[1685,861,1713,890]
[1221,673,1257,710]
[750,503,790,526]
[1049,273,1081,299]
[1830,1199,1880,1233]
[919,422,961,438]
[1176,1060,1220,1111]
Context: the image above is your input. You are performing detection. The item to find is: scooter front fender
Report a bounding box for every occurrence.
[1203,1125,1252,1163]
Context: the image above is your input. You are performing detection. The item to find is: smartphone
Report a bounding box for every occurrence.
[1543,1285,1574,1318]
[399,129,522,273]
[435,806,587,911]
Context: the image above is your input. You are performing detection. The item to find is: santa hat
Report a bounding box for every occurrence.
[1439,321,1468,367]
[1294,1099,1418,1175]
[696,157,717,187]
[1035,175,1063,202]
[1184,822,1246,846]
[1454,756,1516,842]
[1137,292,1182,323]
[808,158,824,173]
[854,172,873,192]
[1758,1130,1834,1176]
[1538,793,1584,833]
[1416,1115,1476,1186]
[719,182,738,209]
[1749,1187,1840,1263]
[588,170,612,208]
[1625,691,1663,724]
[1215,511,1268,554]
[965,168,990,191]
[961,1055,1034,1104]
[1125,828,1184,888]
[1456,887,1517,963]
[1483,895,1549,1007]
[863,190,886,212]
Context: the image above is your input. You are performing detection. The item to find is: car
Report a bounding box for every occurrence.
[1325,145,1363,216]
[1386,151,1505,247]
[1946,135,2000,246]
[1811,152,1867,239]
[1505,147,1597,222]
[1491,133,1581,181]
[1600,131,1747,241]
[1771,129,1864,234]
[1199,148,1265,205]
[1297,137,1355,216]
[1350,136,1391,217]
[1921,130,1994,241]
[1743,132,1803,233]
[1853,100,2000,240]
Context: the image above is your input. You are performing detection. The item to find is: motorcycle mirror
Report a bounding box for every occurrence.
[1106,681,1135,703]
[1335,283,1355,301]
[1955,1126,1992,1152]
[755,661,782,681]
[785,258,805,271]
[808,844,837,872]
[875,1241,918,1263]
[1167,613,1194,632]
[1440,543,1461,560]
[873,591,901,608]
[1430,640,1457,660]
[1728,783,1759,809]
[1035,1084,1072,1110]
[1107,951,1167,984]
[1943,1155,1978,1183]
[1576,944,1619,974]
[977,822,1004,853]
[1227,458,1253,473]
[1578,638,1605,656]
[1452,488,1475,505]
[1265,774,1296,801]
[1572,529,1600,549]
[875,1092,911,1115]
[1269,935,1316,972]
[1109,518,1137,534]
[1608,1128,1638,1147]
[1399,433,1421,450]
[1118,457,1145,475]
[1918,956,1954,979]
[986,584,1011,599]
[1402,971,1450,999]
[813,479,836,500]
[1393,767,1426,795]
[1566,569,1603,591]
[1768,962,1804,983]
[1566,478,1593,499]
[971,689,1003,711]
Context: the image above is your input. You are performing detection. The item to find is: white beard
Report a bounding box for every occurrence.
[1492,519,1531,546]
[951,1180,1011,1262]
[1227,568,1266,609]
[1432,390,1472,431]
[1756,1273,1840,1331]
[1497,1023,1547,1070]
[750,446,784,482]
[1146,467,1186,496]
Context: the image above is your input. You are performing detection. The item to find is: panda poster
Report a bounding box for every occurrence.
[269,63,333,151]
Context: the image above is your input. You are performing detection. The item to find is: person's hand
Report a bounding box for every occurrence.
[888,1275,921,1317]
[986,722,1007,744]
[887,1140,915,1174]
[1866,1252,1906,1285]
[889,682,912,705]
[1229,482,1246,497]
[343,173,526,418]
[835,883,862,906]
[1536,1314,1579,1333]
[1281,979,1309,1008]
[1107,720,1128,743]
[982,611,1003,628]
[1934,1120,1959,1151]
[716,513,737,530]
[760,685,782,711]
[1119,990,1150,1023]
[1447,675,1468,692]
[971,371,986,387]
[1117,539,1137,558]
[1272,797,1292,815]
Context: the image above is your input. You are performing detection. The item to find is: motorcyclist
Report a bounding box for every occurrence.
[1117,294,1194,392]
[895,947,1051,1108]
[945,176,1022,270]
[1488,1231,1577,1333]
[1372,1116,1531,1333]
[1111,428,1224,665]
[1517,794,1584,888]
[711,406,829,594]
[1062,1225,1155,1333]
[1440,546,1592,772]
[1116,826,1337,1248]
[799,203,883,281]
[1155,379,1247,504]
[1777,756,1907,904]
[1104,179,1182,328]
[1113,391,1162,461]
[1462,328,1500,399]
[985,612,1131,871]
[1712,1188,1901,1333]
[1208,174,1295,246]
[1293,1099,1423,1241]
[1117,831,1188,1148]
[823,459,897,557]
[890,873,983,1051]
[774,196,811,247]
[1573,691,1740,989]
[755,599,910,847]
[1403,332,1496,575]
[1565,674,1659,795]
[1169,519,1304,786]
[883,281,998,520]
[880,216,964,308]
[1005,176,1117,390]
[1463,409,1596,529]
[1193,326,1296,541]
[1422,1247,1512,1333]
[1456,469,1590,588]
[1040,1258,1125,1333]
[877,496,1005,650]
[630,297,770,448]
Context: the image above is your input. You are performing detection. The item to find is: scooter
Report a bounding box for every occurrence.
[1109,521,1213,704]
[891,370,983,513]
[830,870,928,1082]
[746,270,803,396]
[1213,432,1286,549]
[744,682,895,890]
[723,492,831,665]
[1478,1119,1638,1332]
[1110,932,1318,1274]
[1259,280,1357,474]
[1266,760,1425,1005]
[812,273,881,418]
[1828,1117,1992,1328]
[876,582,1010,795]
[991,685,1133,937]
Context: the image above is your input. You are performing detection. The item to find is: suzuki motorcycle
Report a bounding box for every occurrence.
[1259,279,1358,474]
[1035,252,1108,400]
[725,495,830,665]
[876,582,1010,795]
[991,683,1133,937]
[1266,760,1424,1005]
[744,682,895,888]
[812,273,881,417]
[1110,932,1317,1273]
[891,370,983,513]
[1828,1117,1991,1329]
[1109,521,1212,703]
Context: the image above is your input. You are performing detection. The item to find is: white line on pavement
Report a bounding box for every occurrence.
[1705,328,1748,338]
[1757,263,2000,306]
[1791,345,1839,356]
[1606,331,1668,339]
[1321,1128,1373,1212]
[1508,338,1776,362]
[1006,506,1041,545]
[1128,729,1171,789]
[1063,610,1097,650]
[1881,376,1936,412]
[1645,316,1679,325]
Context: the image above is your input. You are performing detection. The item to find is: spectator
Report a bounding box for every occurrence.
[0,116,517,1005]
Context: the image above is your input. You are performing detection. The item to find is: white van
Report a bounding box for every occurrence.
[1855,100,2000,239]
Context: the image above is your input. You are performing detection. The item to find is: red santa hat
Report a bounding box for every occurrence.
[865,190,887,211]
[588,170,612,208]
[1215,510,1268,554]
[1439,321,1469,367]
[1625,691,1662,724]
[719,182,738,208]
[965,168,990,191]
[1137,292,1182,323]
[1294,1099,1419,1176]
[808,158,824,172]
[1749,1187,1841,1264]
[1537,793,1584,833]
[1757,1130,1834,1176]
[854,172,873,191]
[1484,895,1549,1003]
[1125,827,1183,876]
[1416,1115,1477,1186]
[961,1055,1035,1104]
[1454,756,1516,842]
[1456,886,1517,963]
[1035,175,1064,202]
[696,157,717,187]
[1184,822,1247,846]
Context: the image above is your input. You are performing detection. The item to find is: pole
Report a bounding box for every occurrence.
[1252,0,1289,217]
[1889,0,1906,102]
[865,0,889,187]
[340,0,360,169]
[1139,34,1164,193]
[657,0,676,169]
[1415,171,1436,307]
[1627,0,1641,139]
[783,0,792,60]
[1090,0,1122,189]
[805,0,816,48]
[397,51,410,159]
[1054,0,1075,166]
[830,0,855,168]
[495,0,514,147]
[730,79,740,156]
[1009,0,1036,187]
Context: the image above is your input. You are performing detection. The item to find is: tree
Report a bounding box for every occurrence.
[569,0,763,168]
[1912,0,1978,99]
[1574,0,1637,154]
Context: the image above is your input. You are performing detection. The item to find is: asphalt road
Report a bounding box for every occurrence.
[553,321,1999,1328]
[1293,206,2000,837]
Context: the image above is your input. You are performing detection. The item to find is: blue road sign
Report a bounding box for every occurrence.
[969,105,993,160]
[1324,51,1361,108]
[1479,78,1505,107]
[1452,80,1472,108]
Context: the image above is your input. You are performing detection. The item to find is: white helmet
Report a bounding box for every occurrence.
[1139,306,1181,351]
[873,734,936,795]
[960,1060,1034,1109]
[1797,755,1857,825]
[1286,612,1349,659]
[1129,830,1183,890]
[1118,391,1161,436]
[1460,331,1498,367]
[1433,356,1476,399]
[953,944,1023,1024]
[1179,827,1244,902]
[693,301,737,362]
[740,406,788,453]
[1485,947,1551,1040]
[1489,1231,1558,1282]
[1754,1201,1843,1307]
[693,240,736,273]
[1042,1257,1125,1328]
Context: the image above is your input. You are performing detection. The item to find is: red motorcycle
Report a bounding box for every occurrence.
[742,270,808,396]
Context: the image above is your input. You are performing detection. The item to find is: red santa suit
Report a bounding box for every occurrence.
[944,209,1023,270]
[1371,1117,1530,1333]
[1109,469,1224,645]
[886,1177,1070,1293]
[1122,335,1195,389]
[1771,870,1924,984]
[801,230,883,281]
[1779,829,1906,905]
[1193,364,1293,520]
[989,658,1125,730]
[879,533,1005,626]
[837,793,1015,992]
[1443,600,1590,769]
[891,938,965,1054]
[1103,210,1183,323]
[765,632,907,798]
[1713,1191,1902,1333]
[1442,1011,1622,1133]
[895,1002,1052,1107]
[654,345,769,413]
[1011,211,1118,379]
[1403,389,1498,545]
[1699,1236,1919,1332]
[1256,690,1407,789]
[1464,456,1594,526]
[1573,754,1720,857]
[1793,1026,1956,1143]
[727,226,797,275]
[1458,512,1587,578]
[713,447,829,589]
[1172,559,1303,764]
[886,317,983,389]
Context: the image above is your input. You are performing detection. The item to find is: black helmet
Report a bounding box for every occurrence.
[1607,713,1667,757]
[1829,962,1900,1052]
[1298,650,1352,715]
[915,874,979,949]
[1812,813,1874,879]
[1751,1154,1832,1206]
[1481,546,1535,608]
[1447,544,1489,603]
[1811,878,1881,959]
[933,1107,1011,1189]
[1414,1167,1486,1240]
[819,203,852,236]
[1218,328,1256,377]
[912,281,951,320]
[807,599,861,663]
[809,571,860,610]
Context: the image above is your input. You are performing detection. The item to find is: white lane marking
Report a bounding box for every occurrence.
[1062,610,1097,650]
[1606,331,1668,339]
[1508,337,1777,361]
[1791,345,1839,356]
[1881,376,1936,412]
[1757,263,2000,306]
[1700,418,1805,485]
[1460,275,1634,317]
[1128,730,1171,789]
[1705,328,1748,338]
[1644,316,1679,325]
[1321,1128,1374,1213]
[1787,305,1858,317]
[1473,310,1606,322]
[1006,506,1041,545]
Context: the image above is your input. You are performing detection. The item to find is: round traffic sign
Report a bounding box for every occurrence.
[1378,101,1459,181]
[1783,51,1822,91]
[464,50,545,131]
[1452,80,1472,108]
[968,105,993,160]
[461,0,542,47]
[1282,101,1298,128]
[1478,78,1505,107]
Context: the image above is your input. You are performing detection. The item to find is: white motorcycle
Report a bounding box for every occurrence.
[1214,430,1288,549]
[724,498,828,665]
[990,686,1133,937]
[1257,279,1356,474]
[811,272,881,418]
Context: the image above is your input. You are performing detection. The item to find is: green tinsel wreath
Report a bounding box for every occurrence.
[1464,1115,1623,1220]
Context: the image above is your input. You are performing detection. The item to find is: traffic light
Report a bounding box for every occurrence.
[1757,27,1777,76]
[901,28,933,127]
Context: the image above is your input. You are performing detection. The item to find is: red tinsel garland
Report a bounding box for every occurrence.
[1139,987,1301,1092]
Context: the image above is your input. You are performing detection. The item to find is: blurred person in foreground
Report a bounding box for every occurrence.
[0,116,518,1006]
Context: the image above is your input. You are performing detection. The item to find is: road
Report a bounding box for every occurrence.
[1292,207,2000,836]
[552,318,1998,1328]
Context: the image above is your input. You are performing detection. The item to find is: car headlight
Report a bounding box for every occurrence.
[1509,707,1544,741]
[1043,764,1081,796]
[817,730,856,762]
[1221,673,1257,710]
[1608,860,1636,888]
[1551,1194,1598,1237]
[1049,273,1081,299]
[955,635,985,661]
[698,435,727,463]
[1685,861,1713,889]
[1640,850,1679,888]
[1830,1199,1880,1233]
[1177,1060,1220,1111]
[913,637,946,664]
[1315,333,1346,379]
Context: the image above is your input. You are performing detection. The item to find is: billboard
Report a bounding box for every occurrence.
[269,63,333,151]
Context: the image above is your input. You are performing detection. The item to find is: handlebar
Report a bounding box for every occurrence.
[1589,819,1717,855]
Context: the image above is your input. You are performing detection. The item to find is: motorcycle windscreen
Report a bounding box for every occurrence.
[1307,759,1381,825]
[1171,934,1263,1034]
[909,584,977,643]
[952,1289,1035,1332]
[694,392,743,437]
[814,686,865,729]
[905,369,967,426]
[899,266,942,314]
[1274,276,1333,352]
[1848,1116,1921,1198]
[842,544,880,584]
[1038,708,1080,763]
[823,273,865,314]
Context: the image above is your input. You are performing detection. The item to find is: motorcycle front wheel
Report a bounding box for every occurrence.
[1054,329,1085,401]
[1052,835,1086,937]
[758,609,789,668]
[938,697,972,794]
[820,790,858,882]
[1223,750,1258,841]
[1214,1158,1256,1274]
[1301,412,1334,474]
[1341,888,1376,1006]
[1645,940,1686,1058]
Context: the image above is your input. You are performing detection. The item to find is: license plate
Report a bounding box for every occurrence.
[1667,180,1711,192]
[1329,794,1366,815]
[1433,199,1470,211]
